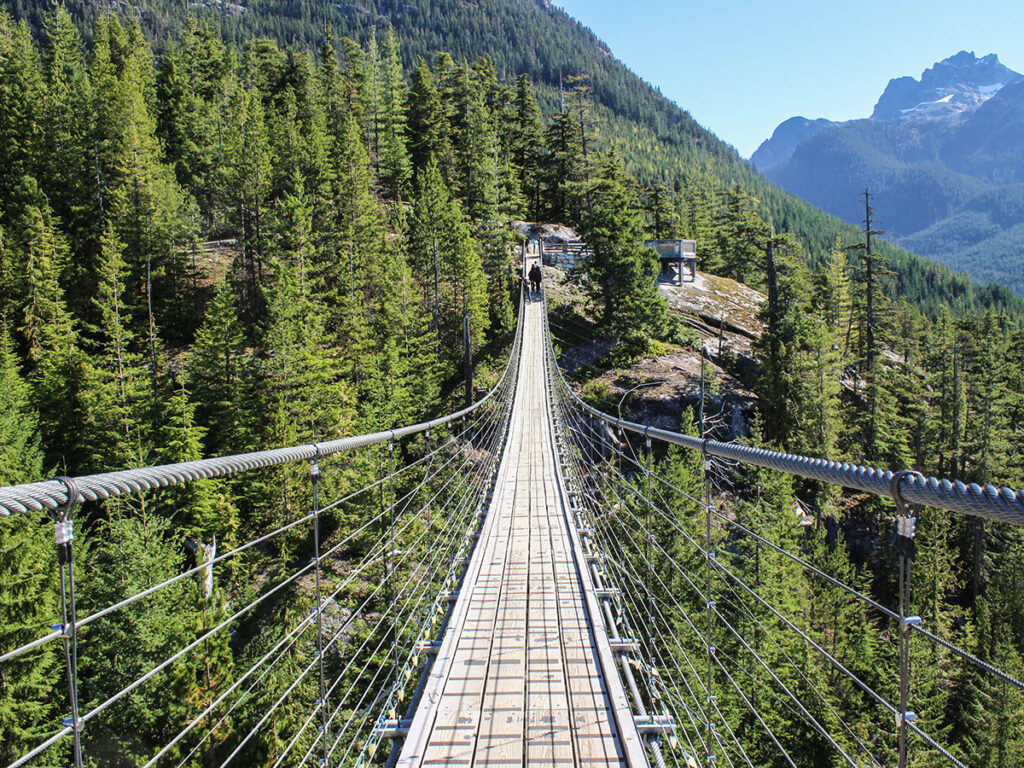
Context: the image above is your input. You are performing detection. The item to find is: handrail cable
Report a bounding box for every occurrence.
[283,446,500,767]
[151,435,493,768]
[0,292,523,517]
[0,420,486,668]
[576,464,793,768]
[544,306,1024,523]
[214,437,499,768]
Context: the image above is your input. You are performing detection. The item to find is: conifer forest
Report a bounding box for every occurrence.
[0,5,1023,768]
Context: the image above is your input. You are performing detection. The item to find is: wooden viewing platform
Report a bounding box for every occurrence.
[397,299,647,768]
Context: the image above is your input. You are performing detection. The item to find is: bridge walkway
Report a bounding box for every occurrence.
[396,297,646,768]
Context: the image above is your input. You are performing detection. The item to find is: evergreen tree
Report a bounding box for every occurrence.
[713,184,768,285]
[156,380,239,542]
[377,26,412,201]
[510,73,544,220]
[189,278,253,456]
[83,511,231,764]
[0,15,44,210]
[963,533,1024,768]
[644,184,677,239]
[543,110,585,223]
[39,6,97,320]
[407,58,445,173]
[224,83,272,328]
[0,329,58,768]
[578,152,666,339]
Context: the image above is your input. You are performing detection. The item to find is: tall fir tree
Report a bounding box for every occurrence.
[579,152,666,340]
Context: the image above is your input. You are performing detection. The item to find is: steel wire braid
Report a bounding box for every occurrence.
[540,297,1024,524]
[0,293,525,516]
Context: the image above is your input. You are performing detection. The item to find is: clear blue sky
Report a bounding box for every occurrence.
[555,0,1024,158]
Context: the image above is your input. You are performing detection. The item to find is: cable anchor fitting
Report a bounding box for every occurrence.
[309,443,321,479]
[890,470,925,561]
[51,476,80,565]
[895,711,916,728]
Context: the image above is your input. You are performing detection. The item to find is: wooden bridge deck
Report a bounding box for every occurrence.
[397,298,646,768]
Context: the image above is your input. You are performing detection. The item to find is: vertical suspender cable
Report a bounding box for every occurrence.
[310,448,329,768]
[892,470,923,768]
[53,477,84,768]
[387,439,398,702]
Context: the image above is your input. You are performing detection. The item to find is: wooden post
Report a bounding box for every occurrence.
[464,314,473,408]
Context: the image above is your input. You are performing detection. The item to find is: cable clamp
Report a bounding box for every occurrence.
[709,645,717,655]
[903,615,922,632]
[707,694,717,704]
[706,600,716,609]
[896,515,916,539]
[62,716,84,732]
[55,519,74,546]
[309,443,321,478]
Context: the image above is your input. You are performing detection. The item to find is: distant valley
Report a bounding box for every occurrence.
[752,51,1024,295]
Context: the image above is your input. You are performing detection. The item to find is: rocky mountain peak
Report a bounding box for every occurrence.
[870,51,1021,122]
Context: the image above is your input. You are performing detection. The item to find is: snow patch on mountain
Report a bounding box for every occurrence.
[871,51,1021,122]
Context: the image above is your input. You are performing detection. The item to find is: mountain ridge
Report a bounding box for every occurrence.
[752,51,1024,294]
[5,0,1021,312]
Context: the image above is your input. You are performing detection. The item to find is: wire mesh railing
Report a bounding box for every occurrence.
[0,301,523,768]
[543,296,1024,768]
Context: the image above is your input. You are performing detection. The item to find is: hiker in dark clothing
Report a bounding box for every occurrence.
[528,262,542,294]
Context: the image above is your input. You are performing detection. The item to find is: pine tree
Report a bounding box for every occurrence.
[713,184,768,285]
[156,380,239,542]
[102,16,196,348]
[189,281,250,457]
[338,36,370,137]
[0,15,44,209]
[83,511,229,764]
[258,251,352,528]
[644,184,677,239]
[543,110,585,223]
[578,152,666,340]
[408,157,489,358]
[377,26,412,201]
[39,6,98,321]
[751,231,827,448]
[407,58,445,173]
[510,73,544,220]
[8,180,72,364]
[80,222,151,471]
[224,83,272,328]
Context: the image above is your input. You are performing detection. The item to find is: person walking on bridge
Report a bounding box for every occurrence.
[528,262,542,296]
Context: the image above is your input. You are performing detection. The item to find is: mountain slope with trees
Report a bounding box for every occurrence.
[0,5,1021,768]
[5,0,1023,316]
[753,52,1024,294]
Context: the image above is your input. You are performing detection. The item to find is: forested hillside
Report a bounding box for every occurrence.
[752,52,1024,295]
[4,0,1023,317]
[0,4,1023,768]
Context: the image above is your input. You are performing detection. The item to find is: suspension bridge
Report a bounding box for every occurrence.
[1,292,1023,768]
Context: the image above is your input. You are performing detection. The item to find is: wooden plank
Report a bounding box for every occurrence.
[397,301,636,768]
